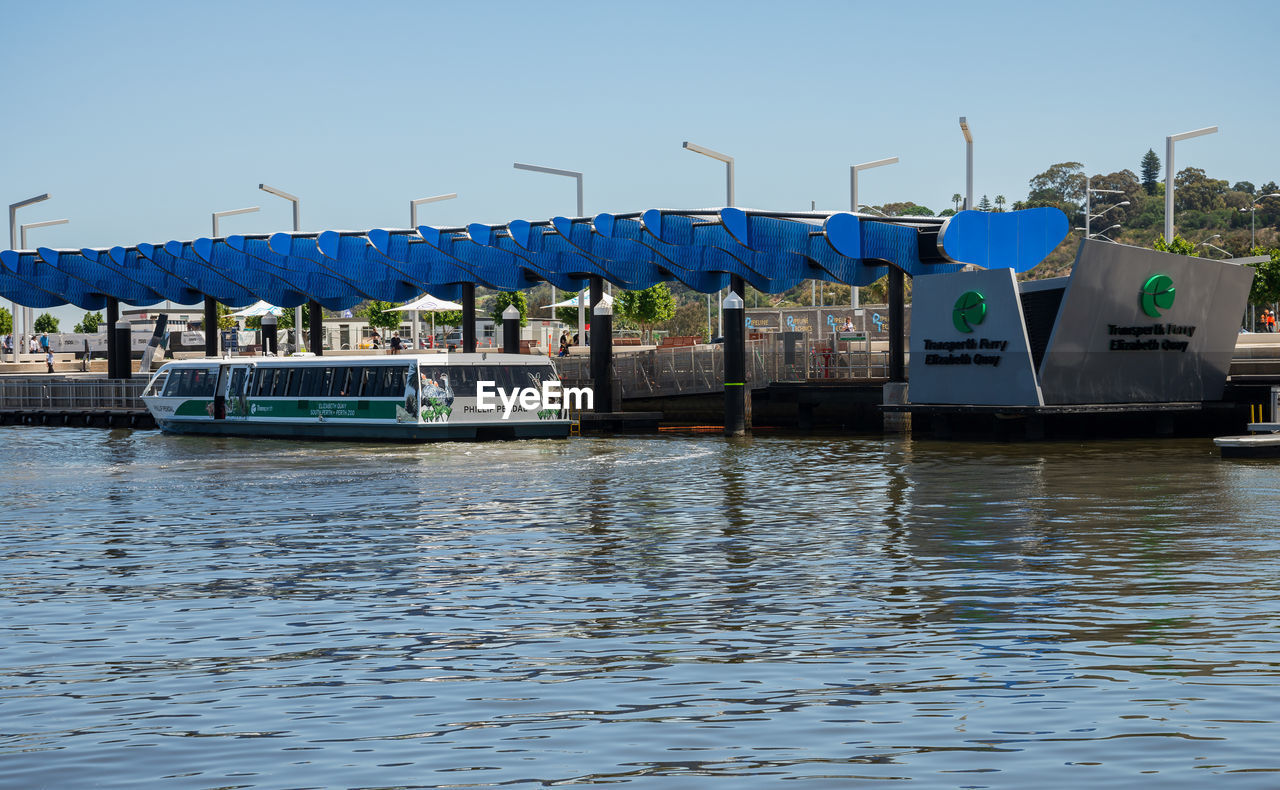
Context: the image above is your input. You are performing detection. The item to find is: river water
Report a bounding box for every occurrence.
[2,427,1279,788]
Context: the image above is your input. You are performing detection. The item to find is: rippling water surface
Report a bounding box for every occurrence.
[3,427,1280,788]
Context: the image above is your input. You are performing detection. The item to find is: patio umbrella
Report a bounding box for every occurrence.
[228,301,285,318]
[387,293,464,349]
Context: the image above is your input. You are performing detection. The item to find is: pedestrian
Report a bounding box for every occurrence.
[45,348,54,374]
[389,334,402,354]
[558,331,570,357]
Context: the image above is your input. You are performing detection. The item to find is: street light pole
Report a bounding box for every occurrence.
[850,156,898,308]
[259,184,305,351]
[16,217,69,354]
[1245,193,1280,249]
[210,206,261,357]
[514,162,585,341]
[683,141,737,337]
[410,192,457,229]
[1165,125,1218,243]
[8,193,52,362]
[1084,175,1126,238]
[959,117,973,210]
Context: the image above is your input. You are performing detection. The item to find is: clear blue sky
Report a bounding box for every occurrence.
[3,0,1277,321]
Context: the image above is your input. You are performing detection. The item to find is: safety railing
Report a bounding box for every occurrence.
[0,377,147,412]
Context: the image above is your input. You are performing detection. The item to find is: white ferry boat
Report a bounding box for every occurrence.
[140,353,574,441]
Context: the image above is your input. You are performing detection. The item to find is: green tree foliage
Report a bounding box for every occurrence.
[33,313,59,333]
[977,195,992,211]
[1140,149,1161,195]
[1027,162,1085,215]
[74,311,103,333]
[0,306,10,335]
[1233,181,1256,195]
[214,303,238,331]
[362,300,403,332]
[881,201,933,217]
[489,291,528,327]
[1174,167,1229,212]
[951,193,962,211]
[616,283,676,342]
[659,300,710,341]
[1246,247,1280,306]
[994,195,1006,212]
[938,208,957,217]
[1153,235,1200,257]
[1087,169,1143,229]
[276,303,309,330]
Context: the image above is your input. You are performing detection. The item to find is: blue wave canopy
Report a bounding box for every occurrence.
[0,208,1067,307]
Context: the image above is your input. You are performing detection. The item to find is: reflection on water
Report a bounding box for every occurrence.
[2,427,1279,788]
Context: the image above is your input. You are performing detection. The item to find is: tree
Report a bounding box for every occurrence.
[489,291,528,327]
[0,306,10,336]
[276,303,309,330]
[951,193,962,211]
[1247,246,1280,306]
[978,194,992,211]
[882,201,933,217]
[994,195,1006,212]
[33,313,59,333]
[1233,181,1256,196]
[1027,161,1085,212]
[1174,167,1228,212]
[616,283,676,343]
[659,300,709,341]
[1141,149,1161,195]
[74,311,103,333]
[362,300,403,335]
[1153,235,1199,257]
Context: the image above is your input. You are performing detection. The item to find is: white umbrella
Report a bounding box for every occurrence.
[229,300,285,318]
[387,293,464,349]
[545,290,612,309]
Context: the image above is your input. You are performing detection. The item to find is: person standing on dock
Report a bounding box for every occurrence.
[45,349,54,374]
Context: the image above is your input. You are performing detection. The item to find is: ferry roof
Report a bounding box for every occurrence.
[0,207,1069,311]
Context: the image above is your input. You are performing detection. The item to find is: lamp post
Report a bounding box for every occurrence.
[410,192,458,349]
[959,117,973,210]
[210,206,261,357]
[850,157,898,309]
[514,162,585,342]
[1244,193,1280,249]
[1089,223,1122,240]
[683,140,737,337]
[1165,125,1218,242]
[17,217,69,357]
[1084,175,1127,239]
[8,193,51,362]
[259,184,306,352]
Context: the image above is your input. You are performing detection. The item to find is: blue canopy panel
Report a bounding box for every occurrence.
[317,231,433,300]
[640,210,766,293]
[505,220,613,287]
[0,249,108,310]
[466,224,580,292]
[0,250,77,308]
[90,247,204,305]
[225,235,361,311]
[191,239,310,308]
[268,233,393,303]
[413,225,511,290]
[547,217,667,290]
[592,214,728,293]
[38,247,163,306]
[937,208,1069,272]
[138,242,251,306]
[161,241,260,307]
[719,209,887,287]
[485,230,586,292]
[687,220,810,293]
[366,229,472,298]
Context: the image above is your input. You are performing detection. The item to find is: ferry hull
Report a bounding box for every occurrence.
[155,418,571,442]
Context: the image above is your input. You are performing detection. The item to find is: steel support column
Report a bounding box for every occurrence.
[888,267,906,382]
[461,284,476,353]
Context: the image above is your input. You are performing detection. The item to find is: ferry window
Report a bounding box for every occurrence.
[228,368,248,397]
[446,366,479,399]
[161,369,185,396]
[387,366,405,395]
[283,368,300,398]
[354,367,371,397]
[332,367,355,397]
[257,369,278,397]
[146,372,169,397]
[363,367,386,397]
[296,367,319,397]
[187,368,216,396]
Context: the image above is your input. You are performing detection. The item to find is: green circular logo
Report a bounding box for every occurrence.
[1141,274,1176,318]
[952,290,986,333]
